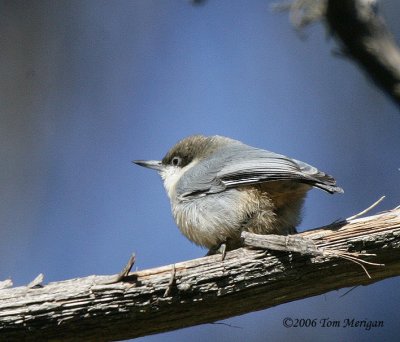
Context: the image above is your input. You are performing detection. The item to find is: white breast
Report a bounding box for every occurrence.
[159,160,198,200]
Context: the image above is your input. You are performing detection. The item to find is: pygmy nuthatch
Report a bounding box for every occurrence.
[134,135,343,254]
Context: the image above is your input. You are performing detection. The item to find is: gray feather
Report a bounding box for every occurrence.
[176,139,343,199]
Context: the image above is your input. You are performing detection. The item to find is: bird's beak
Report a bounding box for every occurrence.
[132,160,164,171]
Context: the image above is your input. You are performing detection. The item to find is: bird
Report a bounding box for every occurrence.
[134,135,343,255]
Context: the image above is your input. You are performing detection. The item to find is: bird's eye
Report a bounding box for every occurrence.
[171,156,182,166]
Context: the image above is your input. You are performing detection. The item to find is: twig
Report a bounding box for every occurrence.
[97,253,136,285]
[321,250,383,279]
[242,230,384,278]
[339,285,359,298]
[347,196,386,221]
[163,264,176,297]
[27,273,44,289]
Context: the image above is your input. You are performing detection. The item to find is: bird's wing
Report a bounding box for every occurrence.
[177,145,343,199]
[217,148,343,193]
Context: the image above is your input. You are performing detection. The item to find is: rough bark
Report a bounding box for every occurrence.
[0,208,400,341]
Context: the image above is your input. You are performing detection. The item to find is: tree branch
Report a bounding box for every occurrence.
[1,208,400,341]
[280,0,400,107]
[326,0,400,107]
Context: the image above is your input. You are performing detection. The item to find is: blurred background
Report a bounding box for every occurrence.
[1,1,399,341]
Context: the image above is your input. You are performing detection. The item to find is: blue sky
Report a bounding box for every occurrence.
[1,1,399,341]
